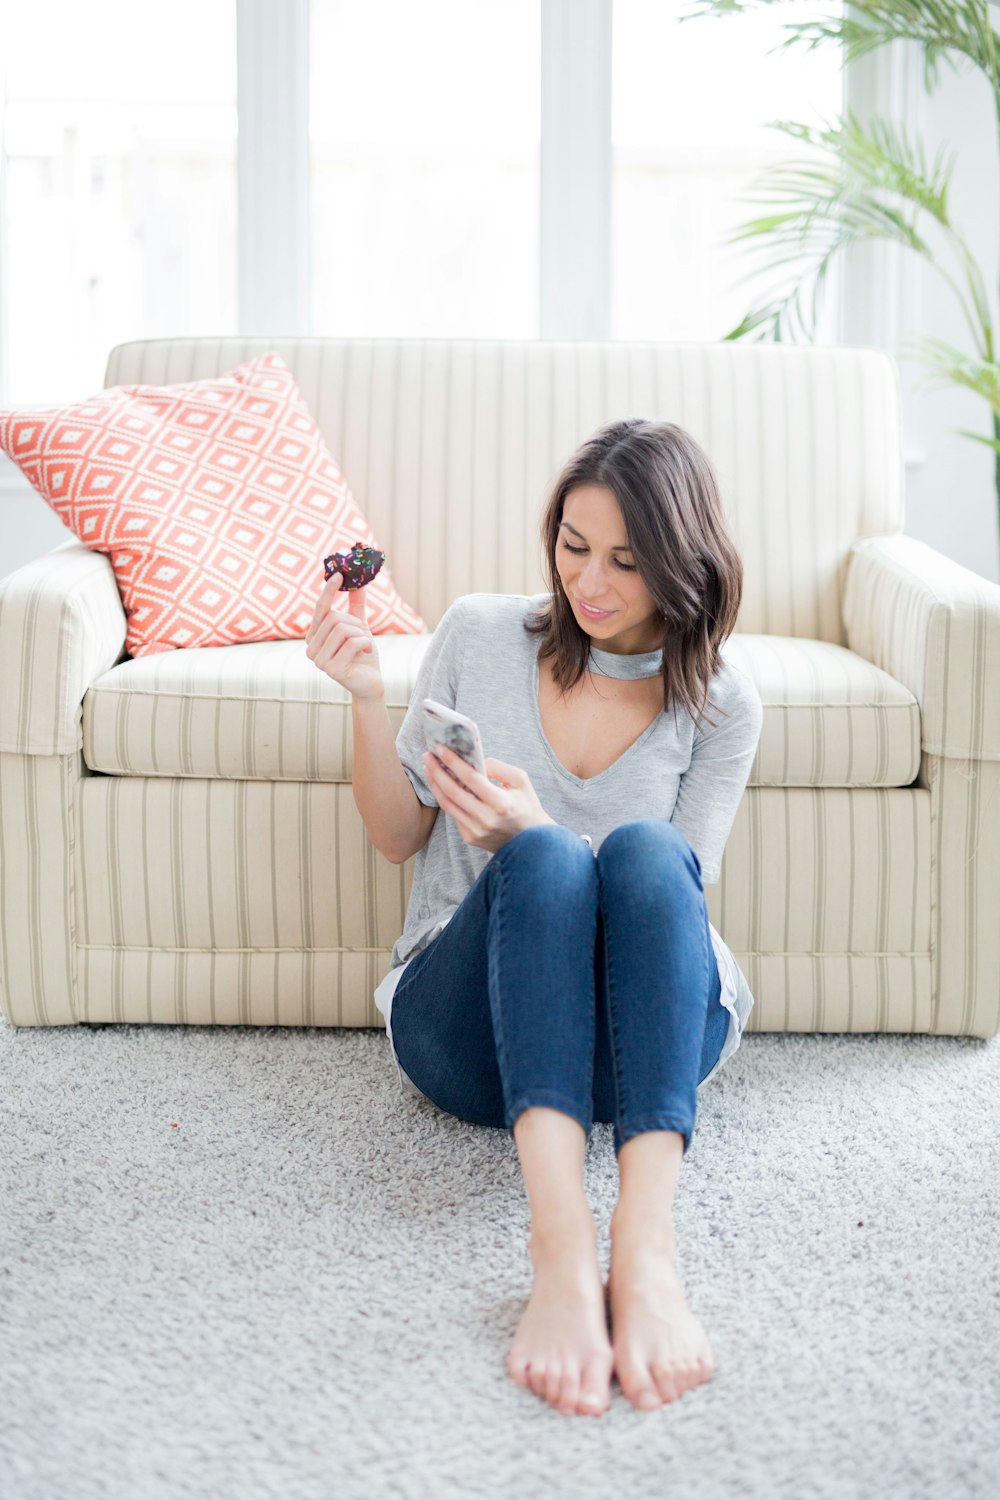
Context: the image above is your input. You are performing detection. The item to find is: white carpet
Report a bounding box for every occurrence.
[1,1013,998,1500]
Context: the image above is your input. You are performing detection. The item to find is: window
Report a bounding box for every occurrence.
[0,0,844,405]
[612,0,844,341]
[1,0,238,404]
[309,0,540,338]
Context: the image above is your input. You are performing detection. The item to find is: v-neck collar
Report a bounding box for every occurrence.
[531,652,662,789]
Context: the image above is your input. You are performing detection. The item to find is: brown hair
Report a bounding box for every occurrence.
[523,417,744,732]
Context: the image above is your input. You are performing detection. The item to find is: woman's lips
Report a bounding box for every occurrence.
[577,598,615,619]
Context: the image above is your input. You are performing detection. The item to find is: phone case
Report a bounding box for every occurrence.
[420,698,488,779]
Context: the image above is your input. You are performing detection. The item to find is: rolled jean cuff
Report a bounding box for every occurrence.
[616,1114,694,1159]
[507,1089,593,1138]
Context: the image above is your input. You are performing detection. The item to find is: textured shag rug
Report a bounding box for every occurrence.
[1,1014,998,1500]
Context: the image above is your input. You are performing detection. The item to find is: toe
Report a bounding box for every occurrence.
[579,1353,612,1414]
[673,1359,706,1395]
[651,1362,680,1403]
[579,1393,607,1416]
[507,1350,530,1387]
[529,1363,547,1399]
[544,1364,564,1407]
[557,1368,581,1415]
[616,1355,662,1411]
[633,1385,663,1410]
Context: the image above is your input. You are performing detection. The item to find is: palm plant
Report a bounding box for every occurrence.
[681,0,1000,541]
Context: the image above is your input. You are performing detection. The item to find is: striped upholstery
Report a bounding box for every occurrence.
[72,632,919,787]
[96,338,904,644]
[1,337,997,1045]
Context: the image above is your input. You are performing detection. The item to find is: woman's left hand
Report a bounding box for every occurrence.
[421,746,554,854]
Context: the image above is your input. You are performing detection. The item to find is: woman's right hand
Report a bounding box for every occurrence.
[305,571,385,701]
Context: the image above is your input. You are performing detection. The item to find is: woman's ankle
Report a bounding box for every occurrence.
[528,1206,598,1262]
[609,1202,676,1254]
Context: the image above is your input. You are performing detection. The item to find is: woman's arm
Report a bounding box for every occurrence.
[669,667,763,883]
[351,691,438,865]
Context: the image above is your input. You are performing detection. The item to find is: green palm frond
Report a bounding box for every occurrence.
[763,113,953,225]
[681,0,1000,539]
[719,223,874,343]
[903,333,1000,413]
[680,1,1000,93]
[902,334,1000,454]
[720,112,993,353]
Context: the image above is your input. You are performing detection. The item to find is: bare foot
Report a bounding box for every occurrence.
[607,1217,716,1410]
[507,1222,615,1417]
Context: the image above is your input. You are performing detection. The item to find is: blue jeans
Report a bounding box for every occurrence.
[390,820,729,1159]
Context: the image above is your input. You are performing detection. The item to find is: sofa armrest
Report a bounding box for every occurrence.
[0,540,128,756]
[843,533,1000,762]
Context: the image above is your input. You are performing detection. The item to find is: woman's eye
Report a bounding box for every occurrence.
[561,541,637,572]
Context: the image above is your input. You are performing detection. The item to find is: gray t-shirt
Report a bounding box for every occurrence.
[375,591,764,1098]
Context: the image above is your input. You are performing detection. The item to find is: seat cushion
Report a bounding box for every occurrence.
[82,631,432,781]
[82,630,919,787]
[727,633,919,786]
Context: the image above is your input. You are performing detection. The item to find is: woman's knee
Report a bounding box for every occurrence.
[487,822,597,906]
[599,818,698,870]
[495,820,597,872]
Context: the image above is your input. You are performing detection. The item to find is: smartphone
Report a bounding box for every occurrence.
[420,698,491,782]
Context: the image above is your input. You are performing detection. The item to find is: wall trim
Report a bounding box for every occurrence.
[236,0,310,336]
[539,0,612,339]
[840,27,926,351]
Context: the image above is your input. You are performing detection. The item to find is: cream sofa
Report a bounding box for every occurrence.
[1,336,998,1043]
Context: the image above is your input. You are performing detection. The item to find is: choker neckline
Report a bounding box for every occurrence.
[587,642,664,680]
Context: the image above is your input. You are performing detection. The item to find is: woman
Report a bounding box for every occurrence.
[305,418,763,1419]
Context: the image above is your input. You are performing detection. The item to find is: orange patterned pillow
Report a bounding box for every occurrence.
[0,351,425,656]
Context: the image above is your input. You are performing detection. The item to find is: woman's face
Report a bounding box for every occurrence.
[555,484,663,655]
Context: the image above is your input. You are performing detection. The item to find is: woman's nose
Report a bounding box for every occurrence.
[579,560,613,594]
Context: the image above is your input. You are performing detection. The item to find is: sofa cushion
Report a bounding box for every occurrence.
[726,634,920,786]
[81,631,919,787]
[0,351,425,658]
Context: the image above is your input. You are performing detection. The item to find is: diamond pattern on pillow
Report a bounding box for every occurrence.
[0,352,425,656]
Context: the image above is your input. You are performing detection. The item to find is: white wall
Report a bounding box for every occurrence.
[0,473,78,575]
[899,52,1000,583]
[840,34,1000,586]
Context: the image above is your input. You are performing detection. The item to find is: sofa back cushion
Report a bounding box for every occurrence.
[103,338,904,645]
